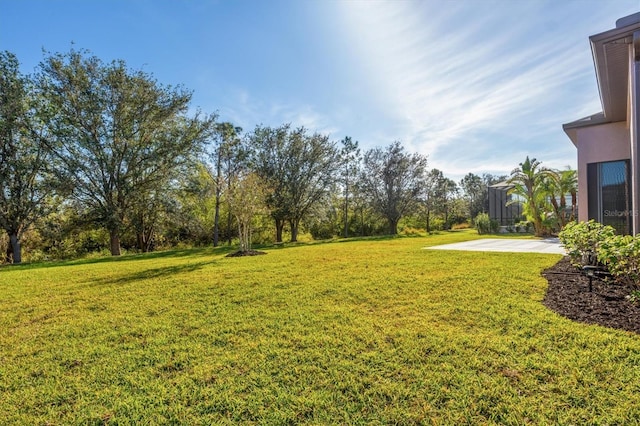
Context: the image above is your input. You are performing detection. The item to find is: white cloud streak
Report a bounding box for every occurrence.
[220,88,338,136]
[335,0,630,179]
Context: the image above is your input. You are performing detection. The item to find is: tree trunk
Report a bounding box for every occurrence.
[238,222,246,252]
[213,201,220,247]
[275,219,284,243]
[225,155,234,246]
[533,215,544,237]
[225,210,232,245]
[145,224,154,252]
[213,155,222,247]
[109,230,121,256]
[135,214,146,252]
[389,219,399,235]
[9,233,21,264]
[425,210,431,233]
[344,184,349,238]
[550,197,561,227]
[136,231,153,253]
[290,219,299,242]
[137,232,145,252]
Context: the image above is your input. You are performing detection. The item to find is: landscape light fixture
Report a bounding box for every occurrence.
[582,265,598,292]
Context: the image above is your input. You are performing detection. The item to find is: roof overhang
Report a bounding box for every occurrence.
[489,180,514,190]
[590,14,640,122]
[562,112,608,145]
[563,12,640,142]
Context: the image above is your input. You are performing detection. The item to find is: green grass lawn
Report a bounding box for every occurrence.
[1,231,640,425]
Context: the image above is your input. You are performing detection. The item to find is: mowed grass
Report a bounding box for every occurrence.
[1,232,640,425]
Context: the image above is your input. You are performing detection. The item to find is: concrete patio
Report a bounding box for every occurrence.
[425,238,565,255]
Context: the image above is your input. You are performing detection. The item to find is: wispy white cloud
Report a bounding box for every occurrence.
[220,88,338,136]
[334,0,632,179]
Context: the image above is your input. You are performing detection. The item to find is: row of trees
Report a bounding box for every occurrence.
[196,127,505,248]
[1,48,552,264]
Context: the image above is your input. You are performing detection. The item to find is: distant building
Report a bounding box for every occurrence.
[488,181,523,226]
[563,12,640,235]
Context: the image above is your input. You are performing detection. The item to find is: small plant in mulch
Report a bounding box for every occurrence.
[225,250,267,258]
[626,290,640,304]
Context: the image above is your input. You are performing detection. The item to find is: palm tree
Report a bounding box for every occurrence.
[559,168,578,223]
[544,168,578,229]
[507,157,551,237]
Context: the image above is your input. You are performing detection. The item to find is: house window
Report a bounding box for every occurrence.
[587,160,631,234]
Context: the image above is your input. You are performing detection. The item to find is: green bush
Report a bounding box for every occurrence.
[429,217,446,232]
[474,213,498,235]
[559,220,640,287]
[597,234,640,286]
[558,220,615,267]
[309,221,337,240]
[516,221,532,233]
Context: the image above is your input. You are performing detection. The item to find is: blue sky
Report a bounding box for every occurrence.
[1,0,638,181]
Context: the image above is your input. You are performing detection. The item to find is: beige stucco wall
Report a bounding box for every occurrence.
[575,121,630,221]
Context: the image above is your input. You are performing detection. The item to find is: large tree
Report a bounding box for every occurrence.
[360,142,428,234]
[249,125,291,242]
[227,172,267,253]
[434,175,459,230]
[211,122,245,247]
[423,169,442,233]
[38,49,214,255]
[0,51,51,264]
[459,173,486,221]
[250,124,338,242]
[168,162,217,246]
[285,129,338,242]
[423,168,458,231]
[339,136,361,238]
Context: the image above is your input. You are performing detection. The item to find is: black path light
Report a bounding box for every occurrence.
[582,265,598,292]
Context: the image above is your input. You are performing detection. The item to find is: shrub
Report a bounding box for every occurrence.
[401,227,426,236]
[516,221,532,233]
[558,220,615,267]
[429,217,446,232]
[559,220,640,288]
[309,221,337,240]
[451,222,471,230]
[597,234,640,286]
[474,213,498,235]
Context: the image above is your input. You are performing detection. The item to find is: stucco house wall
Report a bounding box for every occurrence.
[574,121,630,221]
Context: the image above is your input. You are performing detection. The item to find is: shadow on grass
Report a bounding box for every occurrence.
[213,233,438,251]
[0,245,237,272]
[328,231,470,244]
[87,260,216,286]
[248,234,402,251]
[1,232,463,272]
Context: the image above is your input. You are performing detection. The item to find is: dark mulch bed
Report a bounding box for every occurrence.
[542,257,640,334]
[225,250,267,258]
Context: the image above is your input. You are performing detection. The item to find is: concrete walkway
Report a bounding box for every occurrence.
[425,238,565,255]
